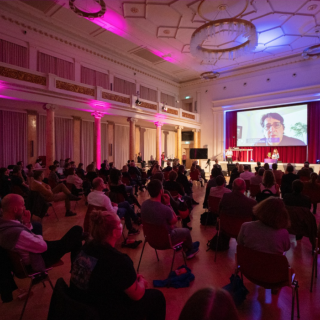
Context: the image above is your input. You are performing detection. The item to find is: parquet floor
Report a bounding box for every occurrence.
[1,181,320,320]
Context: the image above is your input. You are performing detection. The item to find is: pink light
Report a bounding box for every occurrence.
[154,113,167,122]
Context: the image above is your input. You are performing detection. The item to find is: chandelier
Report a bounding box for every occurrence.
[69,0,106,18]
[302,44,320,59]
[200,71,220,80]
[190,0,257,62]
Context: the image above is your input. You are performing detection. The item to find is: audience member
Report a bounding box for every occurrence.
[31,170,79,216]
[250,168,264,185]
[283,180,311,209]
[213,159,221,170]
[122,165,138,196]
[227,163,240,189]
[10,165,29,196]
[48,165,60,189]
[66,168,83,190]
[76,163,85,179]
[237,197,290,255]
[34,158,42,169]
[178,287,239,320]
[203,167,223,208]
[141,179,200,259]
[177,165,193,198]
[298,162,312,180]
[255,161,261,173]
[260,170,279,196]
[129,161,144,191]
[26,164,34,178]
[86,164,98,184]
[17,161,27,182]
[272,163,283,181]
[0,167,11,197]
[263,163,270,171]
[63,162,71,177]
[239,165,254,181]
[70,161,76,169]
[194,160,207,183]
[301,172,320,213]
[163,170,184,196]
[209,175,231,198]
[190,163,204,187]
[281,164,298,197]
[163,160,172,172]
[70,210,166,320]
[0,194,83,268]
[87,177,140,235]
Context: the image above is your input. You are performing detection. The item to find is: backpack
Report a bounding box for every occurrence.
[200,211,217,226]
[256,189,276,203]
[207,233,230,251]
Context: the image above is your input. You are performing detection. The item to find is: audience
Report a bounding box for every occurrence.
[31,170,79,216]
[0,167,11,197]
[87,177,140,235]
[48,165,60,188]
[10,165,29,196]
[283,180,311,209]
[76,162,85,179]
[204,167,224,208]
[141,179,200,259]
[209,175,231,198]
[263,163,270,171]
[17,161,27,182]
[86,163,98,184]
[301,172,320,213]
[239,165,254,181]
[237,197,290,255]
[177,165,194,198]
[34,158,42,169]
[228,163,240,189]
[260,170,279,196]
[298,162,312,180]
[190,163,204,187]
[213,159,221,170]
[255,161,261,173]
[179,287,239,320]
[250,168,264,185]
[66,167,84,193]
[281,164,298,197]
[70,210,166,320]
[163,160,172,172]
[272,163,283,180]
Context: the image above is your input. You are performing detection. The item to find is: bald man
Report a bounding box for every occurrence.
[219,178,257,218]
[0,194,83,270]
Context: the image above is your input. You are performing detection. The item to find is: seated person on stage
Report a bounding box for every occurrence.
[272,163,283,181]
[283,179,311,210]
[141,179,200,259]
[10,165,29,196]
[66,167,84,194]
[109,169,141,209]
[255,161,261,173]
[70,210,166,320]
[225,147,233,163]
[250,168,265,186]
[254,112,306,146]
[163,160,172,172]
[213,159,221,170]
[203,167,223,208]
[0,194,83,269]
[260,170,280,196]
[0,167,11,198]
[281,165,298,197]
[220,178,257,219]
[239,165,254,181]
[31,170,79,217]
[237,197,290,255]
[87,177,140,235]
[48,165,60,188]
[209,175,231,199]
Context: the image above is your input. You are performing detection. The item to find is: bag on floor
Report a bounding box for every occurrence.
[207,233,230,251]
[200,212,217,226]
[223,274,249,306]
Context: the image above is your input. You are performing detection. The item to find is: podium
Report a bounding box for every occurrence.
[264,159,277,164]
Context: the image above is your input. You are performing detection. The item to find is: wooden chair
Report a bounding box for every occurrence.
[245,180,250,192]
[137,221,187,274]
[205,196,221,228]
[190,171,201,186]
[164,171,171,181]
[249,184,261,198]
[213,213,252,262]
[66,182,83,210]
[236,245,300,320]
[121,176,131,186]
[7,250,63,320]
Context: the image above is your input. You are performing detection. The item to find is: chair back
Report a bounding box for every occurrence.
[190,171,199,181]
[219,213,252,238]
[245,180,250,191]
[142,222,172,250]
[164,171,171,181]
[208,196,221,214]
[109,192,125,204]
[249,184,260,197]
[141,171,147,179]
[83,205,107,232]
[47,278,100,320]
[236,245,290,288]
[169,190,179,198]
[6,250,28,279]
[121,176,131,186]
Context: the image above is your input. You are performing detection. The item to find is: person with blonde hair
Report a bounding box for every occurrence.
[237,197,290,254]
[70,210,166,320]
[260,170,280,195]
[179,287,239,320]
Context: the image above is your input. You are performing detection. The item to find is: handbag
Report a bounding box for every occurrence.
[222,274,249,306]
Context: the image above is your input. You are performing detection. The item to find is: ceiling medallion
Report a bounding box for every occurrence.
[69,0,106,18]
[131,7,139,13]
[163,30,171,35]
[200,71,220,80]
[190,18,257,61]
[302,44,320,59]
[308,4,318,11]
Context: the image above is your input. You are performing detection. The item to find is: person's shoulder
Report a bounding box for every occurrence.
[282,135,306,145]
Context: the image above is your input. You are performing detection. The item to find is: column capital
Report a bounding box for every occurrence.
[192,129,200,132]
[175,125,184,130]
[43,104,57,111]
[92,111,103,119]
[127,117,138,123]
[155,121,164,127]
[72,116,82,121]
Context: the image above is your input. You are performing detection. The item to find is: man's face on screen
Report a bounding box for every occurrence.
[263,117,284,145]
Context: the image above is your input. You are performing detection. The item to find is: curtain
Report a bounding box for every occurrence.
[307,101,320,163]
[161,92,175,107]
[37,52,75,80]
[81,120,94,168]
[114,77,136,96]
[225,110,307,163]
[162,131,175,159]
[37,115,47,157]
[0,39,28,68]
[143,128,156,162]
[55,117,73,161]
[140,85,157,102]
[101,122,108,163]
[114,125,129,169]
[0,110,27,167]
[81,66,109,89]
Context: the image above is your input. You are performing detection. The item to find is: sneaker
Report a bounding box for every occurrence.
[186,247,200,259]
[128,228,140,235]
[65,211,77,217]
[68,194,81,201]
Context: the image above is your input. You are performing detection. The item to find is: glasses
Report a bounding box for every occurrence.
[264,122,282,130]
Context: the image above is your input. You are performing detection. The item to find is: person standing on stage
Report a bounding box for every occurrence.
[272,149,280,160]
[226,147,233,164]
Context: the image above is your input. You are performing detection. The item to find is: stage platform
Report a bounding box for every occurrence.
[203,161,320,176]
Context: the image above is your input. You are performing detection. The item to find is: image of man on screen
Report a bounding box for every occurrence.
[254,112,306,146]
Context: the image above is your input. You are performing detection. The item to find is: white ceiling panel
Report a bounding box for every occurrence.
[282,15,316,35]
[270,0,308,13]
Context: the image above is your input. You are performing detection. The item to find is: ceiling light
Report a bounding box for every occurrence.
[185,96,190,99]
[308,4,318,11]
[302,44,320,59]
[200,71,220,80]
[69,0,106,19]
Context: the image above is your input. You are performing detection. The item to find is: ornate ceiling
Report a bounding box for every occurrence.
[4,0,320,83]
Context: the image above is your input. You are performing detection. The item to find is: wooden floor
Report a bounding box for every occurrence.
[1,183,320,320]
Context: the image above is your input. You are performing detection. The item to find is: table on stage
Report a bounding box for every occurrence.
[231,148,253,162]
